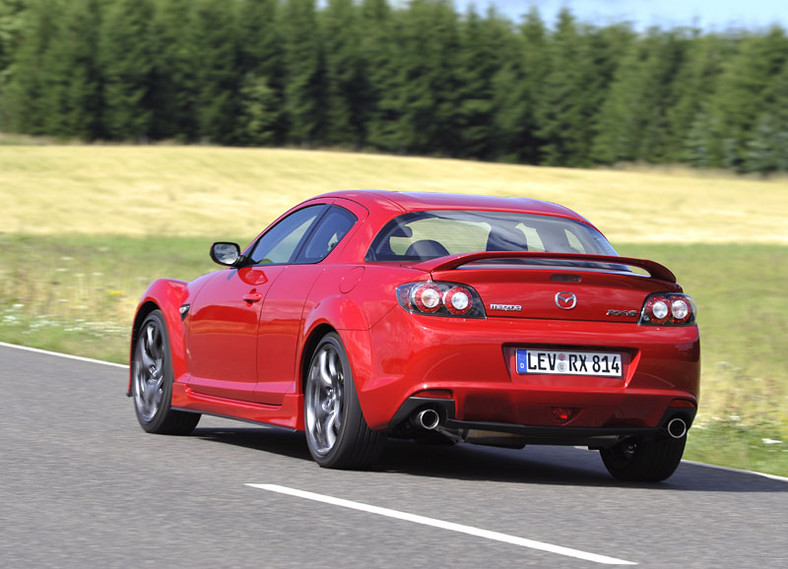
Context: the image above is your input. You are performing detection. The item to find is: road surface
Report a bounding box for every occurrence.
[1,344,785,568]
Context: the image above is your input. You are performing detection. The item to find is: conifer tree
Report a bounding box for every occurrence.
[42,0,103,139]
[0,0,28,128]
[323,0,365,147]
[190,0,241,144]
[396,0,461,155]
[707,27,788,170]
[100,0,155,141]
[458,6,510,160]
[667,32,726,164]
[282,0,325,146]
[493,6,548,163]
[150,0,200,141]
[237,0,285,145]
[361,0,400,151]
[538,8,585,166]
[5,0,60,135]
[745,58,788,174]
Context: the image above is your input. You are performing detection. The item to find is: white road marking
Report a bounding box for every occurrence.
[247,483,637,565]
[0,341,128,369]
[682,460,788,483]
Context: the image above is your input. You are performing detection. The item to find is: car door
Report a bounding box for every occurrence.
[185,204,328,402]
[254,204,362,404]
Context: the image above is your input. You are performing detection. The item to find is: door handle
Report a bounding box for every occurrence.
[242,292,263,304]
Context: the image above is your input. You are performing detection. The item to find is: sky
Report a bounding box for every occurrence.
[455,0,788,31]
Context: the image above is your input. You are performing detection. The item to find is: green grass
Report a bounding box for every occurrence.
[1,234,785,476]
[0,233,224,362]
[617,243,788,476]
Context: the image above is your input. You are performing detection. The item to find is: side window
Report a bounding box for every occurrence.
[296,206,357,264]
[249,205,327,265]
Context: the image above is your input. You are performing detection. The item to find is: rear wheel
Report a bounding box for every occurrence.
[304,333,386,468]
[132,310,200,435]
[600,436,686,482]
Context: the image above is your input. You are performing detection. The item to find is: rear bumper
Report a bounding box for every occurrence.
[343,308,700,432]
[388,395,697,447]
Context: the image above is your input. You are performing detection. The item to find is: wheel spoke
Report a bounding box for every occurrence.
[318,350,334,387]
[326,350,338,384]
[325,411,338,449]
[147,324,162,360]
[327,403,341,432]
[139,335,156,369]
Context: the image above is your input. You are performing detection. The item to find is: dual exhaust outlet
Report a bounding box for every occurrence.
[414,408,689,439]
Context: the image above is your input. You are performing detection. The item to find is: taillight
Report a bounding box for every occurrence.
[443,286,472,315]
[397,281,486,318]
[639,293,696,326]
[412,284,442,313]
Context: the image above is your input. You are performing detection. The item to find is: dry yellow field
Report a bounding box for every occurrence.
[1,146,786,243]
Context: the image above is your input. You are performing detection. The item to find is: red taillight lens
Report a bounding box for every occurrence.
[412,284,442,313]
[645,295,670,324]
[396,281,486,318]
[443,286,472,315]
[639,293,696,326]
[670,298,691,323]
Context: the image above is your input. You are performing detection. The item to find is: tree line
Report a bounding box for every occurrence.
[1,0,787,174]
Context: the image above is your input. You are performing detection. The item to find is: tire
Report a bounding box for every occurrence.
[600,436,686,482]
[304,332,386,469]
[131,309,200,435]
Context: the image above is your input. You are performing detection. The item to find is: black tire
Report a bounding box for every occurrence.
[600,436,686,482]
[131,309,200,435]
[304,332,386,469]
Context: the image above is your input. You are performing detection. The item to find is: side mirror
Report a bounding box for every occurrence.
[210,242,242,267]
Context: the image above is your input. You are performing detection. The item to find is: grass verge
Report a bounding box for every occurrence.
[1,234,785,476]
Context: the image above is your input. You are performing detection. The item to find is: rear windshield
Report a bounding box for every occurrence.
[366,210,618,262]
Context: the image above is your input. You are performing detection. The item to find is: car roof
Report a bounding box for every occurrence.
[316,190,591,224]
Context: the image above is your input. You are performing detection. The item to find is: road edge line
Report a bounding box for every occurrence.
[247,483,637,565]
[681,460,788,483]
[0,341,128,369]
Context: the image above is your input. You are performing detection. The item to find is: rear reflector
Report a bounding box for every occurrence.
[669,399,696,408]
[412,389,454,399]
[551,407,578,424]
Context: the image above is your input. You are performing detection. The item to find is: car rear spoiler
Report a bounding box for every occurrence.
[412,251,677,283]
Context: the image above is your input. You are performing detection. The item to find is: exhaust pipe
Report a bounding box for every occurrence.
[415,408,441,431]
[667,417,688,439]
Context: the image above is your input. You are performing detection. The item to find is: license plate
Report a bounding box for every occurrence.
[515,349,623,377]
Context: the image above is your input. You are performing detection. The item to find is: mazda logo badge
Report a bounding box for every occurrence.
[555,292,577,310]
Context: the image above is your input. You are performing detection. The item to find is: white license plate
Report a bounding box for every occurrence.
[515,349,623,377]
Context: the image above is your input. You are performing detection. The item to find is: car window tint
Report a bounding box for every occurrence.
[250,205,327,265]
[296,206,357,264]
[367,210,618,261]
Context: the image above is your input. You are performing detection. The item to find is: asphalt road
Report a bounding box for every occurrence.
[1,344,786,569]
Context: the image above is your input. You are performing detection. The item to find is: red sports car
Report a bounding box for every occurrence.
[129,191,699,482]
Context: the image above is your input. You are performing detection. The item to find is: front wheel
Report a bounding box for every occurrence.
[600,436,686,482]
[304,333,385,469]
[131,310,200,435]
